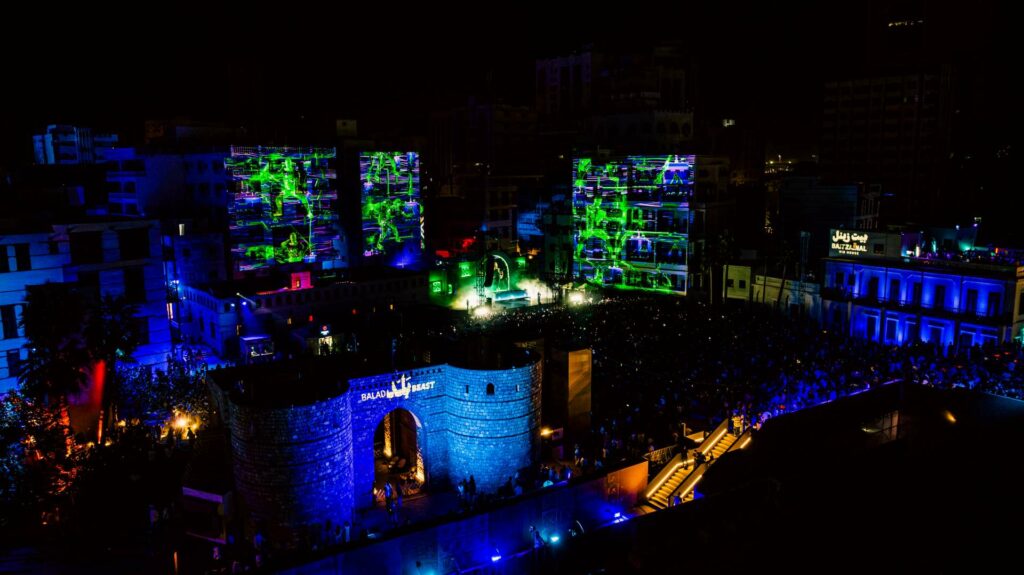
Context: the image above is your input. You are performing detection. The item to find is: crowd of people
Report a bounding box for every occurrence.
[468,294,1024,469]
[198,293,1024,572]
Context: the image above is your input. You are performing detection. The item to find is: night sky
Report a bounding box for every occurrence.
[1,2,1009,164]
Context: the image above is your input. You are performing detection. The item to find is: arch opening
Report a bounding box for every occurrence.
[373,408,426,503]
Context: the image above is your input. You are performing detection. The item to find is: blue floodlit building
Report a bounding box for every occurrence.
[33,124,118,165]
[822,228,1024,348]
[0,219,173,393]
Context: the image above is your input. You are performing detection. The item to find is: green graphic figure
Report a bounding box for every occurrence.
[364,198,407,253]
[247,156,310,219]
[276,230,309,263]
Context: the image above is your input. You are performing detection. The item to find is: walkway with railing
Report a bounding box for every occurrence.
[640,417,748,511]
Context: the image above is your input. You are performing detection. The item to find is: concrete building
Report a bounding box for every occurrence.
[33,125,118,165]
[104,147,231,223]
[2,219,172,392]
[178,269,429,363]
[0,229,71,393]
[55,219,172,366]
[820,72,951,222]
[821,228,1024,347]
[752,276,822,320]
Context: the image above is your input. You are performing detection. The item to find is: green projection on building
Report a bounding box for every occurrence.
[572,155,695,294]
[227,147,340,272]
[360,151,423,268]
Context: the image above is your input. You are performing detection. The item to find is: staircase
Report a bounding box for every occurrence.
[644,418,746,510]
[647,458,694,509]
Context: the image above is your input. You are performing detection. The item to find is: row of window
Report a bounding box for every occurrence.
[5,349,21,378]
[260,278,425,309]
[69,228,151,264]
[1,305,20,340]
[836,270,1014,317]
[0,244,32,273]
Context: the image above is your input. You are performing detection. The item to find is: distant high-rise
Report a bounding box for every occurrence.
[33,125,118,165]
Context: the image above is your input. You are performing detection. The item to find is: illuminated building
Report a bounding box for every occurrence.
[822,228,1024,347]
[178,269,428,362]
[209,351,542,545]
[1,219,172,393]
[359,151,423,269]
[0,229,69,393]
[572,155,695,294]
[32,124,118,165]
[55,220,173,366]
[226,146,343,275]
[104,147,231,221]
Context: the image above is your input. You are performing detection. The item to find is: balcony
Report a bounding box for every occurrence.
[823,288,1012,325]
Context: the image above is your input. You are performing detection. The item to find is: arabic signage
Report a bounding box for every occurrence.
[359,374,436,403]
[829,229,874,257]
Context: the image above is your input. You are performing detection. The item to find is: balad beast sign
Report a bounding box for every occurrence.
[359,373,436,403]
[830,229,871,257]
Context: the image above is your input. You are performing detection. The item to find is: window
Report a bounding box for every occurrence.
[739,279,746,289]
[6,350,21,378]
[965,289,978,315]
[1,305,18,339]
[134,317,150,345]
[14,244,30,271]
[873,243,885,255]
[487,383,495,396]
[70,232,103,264]
[48,241,60,255]
[118,228,150,260]
[889,279,900,303]
[934,285,946,310]
[835,271,845,287]
[123,267,147,303]
[465,385,469,395]
[0,247,8,273]
[885,318,898,342]
[726,279,735,288]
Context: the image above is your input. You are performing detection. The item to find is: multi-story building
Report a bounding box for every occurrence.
[178,269,429,363]
[821,228,1024,348]
[33,125,118,165]
[104,147,231,222]
[573,155,695,294]
[1,219,172,393]
[820,72,950,222]
[55,219,172,366]
[0,228,71,393]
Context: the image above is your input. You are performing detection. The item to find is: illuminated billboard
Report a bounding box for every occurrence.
[828,229,897,258]
[360,151,423,268]
[572,155,694,293]
[226,147,341,273]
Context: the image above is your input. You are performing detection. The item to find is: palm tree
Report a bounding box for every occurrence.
[18,283,90,406]
[84,295,140,436]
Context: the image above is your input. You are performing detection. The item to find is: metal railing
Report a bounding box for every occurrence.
[643,445,677,468]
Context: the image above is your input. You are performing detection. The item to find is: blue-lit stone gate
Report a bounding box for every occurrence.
[348,360,542,509]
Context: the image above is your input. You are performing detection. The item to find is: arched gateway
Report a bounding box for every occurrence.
[211,352,542,542]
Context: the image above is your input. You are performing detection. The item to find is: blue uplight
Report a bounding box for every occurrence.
[491,553,502,563]
[550,534,560,544]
